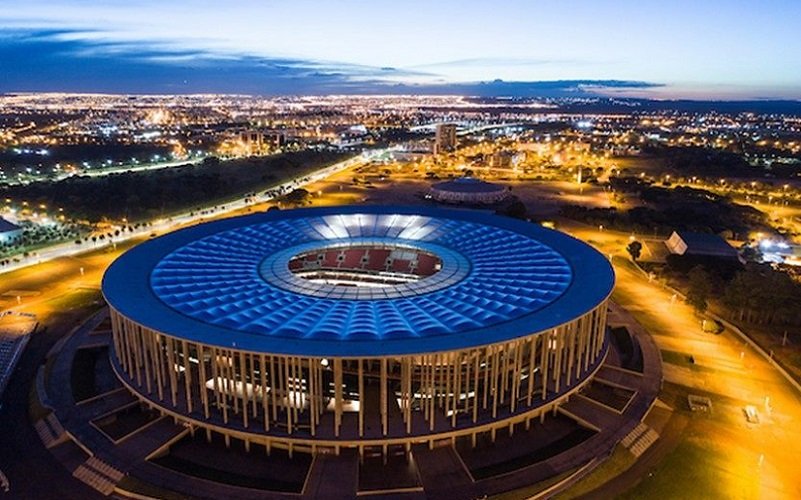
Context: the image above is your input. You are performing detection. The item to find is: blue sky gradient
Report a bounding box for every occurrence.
[1,1,799,98]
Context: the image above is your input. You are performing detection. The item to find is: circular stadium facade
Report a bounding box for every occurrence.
[429,177,509,204]
[103,206,614,456]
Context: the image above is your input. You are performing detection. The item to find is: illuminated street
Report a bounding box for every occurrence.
[564,223,801,498]
[2,2,801,497]
[3,158,801,497]
[0,152,374,275]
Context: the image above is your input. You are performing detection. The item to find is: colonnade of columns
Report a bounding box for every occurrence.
[109,301,608,450]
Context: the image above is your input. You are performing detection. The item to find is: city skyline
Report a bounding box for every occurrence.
[1,0,800,99]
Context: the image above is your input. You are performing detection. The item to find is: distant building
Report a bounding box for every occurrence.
[489,151,513,169]
[573,142,592,154]
[434,123,457,154]
[240,130,264,149]
[519,143,549,155]
[759,240,801,267]
[392,150,431,162]
[0,218,22,244]
[665,231,739,260]
[334,125,370,148]
[429,177,509,205]
[240,130,284,153]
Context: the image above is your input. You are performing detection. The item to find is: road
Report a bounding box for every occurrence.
[562,221,801,498]
[407,121,522,134]
[3,157,206,187]
[2,157,801,498]
[0,150,383,276]
[79,157,205,178]
[308,157,801,497]
[0,152,384,499]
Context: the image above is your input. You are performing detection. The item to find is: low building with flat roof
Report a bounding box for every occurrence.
[0,218,22,244]
[665,231,739,260]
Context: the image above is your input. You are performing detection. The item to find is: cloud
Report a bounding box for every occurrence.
[408,57,594,70]
[1,0,800,99]
[353,79,665,98]
[0,29,434,94]
[0,29,661,98]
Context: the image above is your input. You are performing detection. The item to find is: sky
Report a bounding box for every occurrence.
[1,0,800,99]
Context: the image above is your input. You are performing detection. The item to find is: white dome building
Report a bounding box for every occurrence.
[429,177,509,205]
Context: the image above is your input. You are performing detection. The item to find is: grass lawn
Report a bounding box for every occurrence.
[660,349,691,366]
[659,349,715,375]
[44,288,102,311]
[618,437,728,499]
[555,446,636,499]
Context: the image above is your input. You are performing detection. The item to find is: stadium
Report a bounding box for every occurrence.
[102,205,615,459]
[429,177,509,204]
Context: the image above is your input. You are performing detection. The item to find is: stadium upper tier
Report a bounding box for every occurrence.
[102,206,614,357]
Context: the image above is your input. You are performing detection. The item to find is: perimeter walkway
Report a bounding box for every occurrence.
[0,312,37,397]
[37,303,662,499]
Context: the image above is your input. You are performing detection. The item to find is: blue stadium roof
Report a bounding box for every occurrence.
[102,206,615,357]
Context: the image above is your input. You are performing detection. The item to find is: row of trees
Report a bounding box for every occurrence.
[0,221,89,258]
[0,151,348,222]
[562,184,767,237]
[685,266,713,314]
[644,144,801,180]
[722,267,801,325]
[682,263,801,327]
[563,204,760,238]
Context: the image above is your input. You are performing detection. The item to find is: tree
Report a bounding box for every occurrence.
[496,199,527,220]
[626,240,643,261]
[722,265,801,325]
[740,245,762,262]
[723,270,754,321]
[686,266,711,315]
[284,188,310,205]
